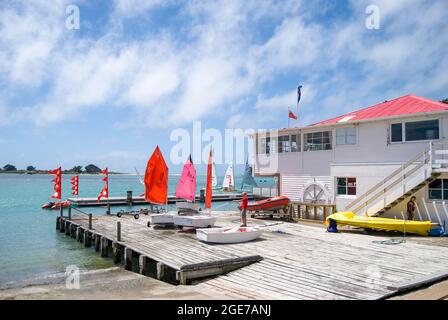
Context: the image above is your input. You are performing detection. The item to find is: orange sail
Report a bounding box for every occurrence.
[144,146,169,205]
[205,146,212,209]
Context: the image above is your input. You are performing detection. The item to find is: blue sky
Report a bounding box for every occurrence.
[0,0,447,174]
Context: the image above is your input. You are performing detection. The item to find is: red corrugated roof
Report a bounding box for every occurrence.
[311,95,448,126]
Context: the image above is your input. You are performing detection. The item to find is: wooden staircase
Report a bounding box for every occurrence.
[346,141,448,217]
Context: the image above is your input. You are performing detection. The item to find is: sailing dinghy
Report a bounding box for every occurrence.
[144,147,174,226]
[222,163,235,192]
[175,156,200,214]
[174,147,216,228]
[196,227,263,244]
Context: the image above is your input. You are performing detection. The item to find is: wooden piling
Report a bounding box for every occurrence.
[70,224,76,238]
[84,230,91,247]
[76,227,84,243]
[124,247,133,271]
[68,206,71,220]
[139,255,148,275]
[112,242,122,263]
[100,237,108,257]
[94,234,100,252]
[88,214,92,230]
[157,262,166,280]
[65,220,71,235]
[59,218,65,233]
[56,216,60,230]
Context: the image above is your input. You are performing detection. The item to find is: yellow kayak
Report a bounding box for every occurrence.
[325,212,437,236]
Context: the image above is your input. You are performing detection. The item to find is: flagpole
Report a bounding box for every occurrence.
[288,107,290,128]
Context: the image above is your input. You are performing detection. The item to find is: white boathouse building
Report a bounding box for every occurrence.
[251,95,448,223]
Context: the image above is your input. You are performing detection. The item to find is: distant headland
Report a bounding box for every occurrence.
[0,164,123,174]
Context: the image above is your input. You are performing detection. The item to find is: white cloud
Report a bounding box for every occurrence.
[0,0,446,131]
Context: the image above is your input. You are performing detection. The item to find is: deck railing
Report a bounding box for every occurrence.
[346,140,448,216]
[289,202,337,222]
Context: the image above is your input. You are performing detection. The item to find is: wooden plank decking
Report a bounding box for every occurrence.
[56,212,448,300]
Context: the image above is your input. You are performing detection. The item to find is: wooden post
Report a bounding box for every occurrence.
[139,255,147,275]
[56,216,60,230]
[94,235,101,252]
[305,205,309,220]
[60,204,63,217]
[126,191,133,206]
[88,214,92,230]
[106,199,111,215]
[124,247,133,271]
[117,221,121,242]
[76,227,83,242]
[59,218,65,233]
[313,205,318,220]
[68,206,71,220]
[84,230,91,247]
[100,237,108,257]
[65,221,71,235]
[70,224,76,238]
[112,242,122,263]
[157,262,166,280]
[323,206,327,221]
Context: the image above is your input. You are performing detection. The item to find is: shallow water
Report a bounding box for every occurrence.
[0,173,242,285]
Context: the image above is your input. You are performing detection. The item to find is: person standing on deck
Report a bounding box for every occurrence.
[240,192,248,227]
[407,196,416,220]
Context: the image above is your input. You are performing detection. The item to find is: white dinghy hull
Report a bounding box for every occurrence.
[196,227,263,244]
[173,215,217,228]
[149,213,175,225]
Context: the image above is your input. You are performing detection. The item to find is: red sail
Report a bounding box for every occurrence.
[205,146,213,209]
[144,146,169,205]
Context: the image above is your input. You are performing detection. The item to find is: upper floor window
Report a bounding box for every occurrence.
[304,131,332,151]
[259,137,271,154]
[336,127,356,145]
[278,134,301,153]
[391,119,439,143]
[291,135,300,152]
[405,120,439,141]
[278,135,290,153]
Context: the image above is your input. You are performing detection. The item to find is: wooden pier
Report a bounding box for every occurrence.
[68,193,258,207]
[56,212,448,299]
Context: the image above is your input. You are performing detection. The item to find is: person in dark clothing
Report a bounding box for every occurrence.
[407,196,416,220]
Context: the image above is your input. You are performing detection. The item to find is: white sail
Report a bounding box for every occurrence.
[222,163,234,189]
[212,162,218,187]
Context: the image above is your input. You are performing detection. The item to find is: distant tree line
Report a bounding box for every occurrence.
[0,164,113,174]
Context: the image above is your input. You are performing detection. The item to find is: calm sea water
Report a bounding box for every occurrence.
[0,173,244,285]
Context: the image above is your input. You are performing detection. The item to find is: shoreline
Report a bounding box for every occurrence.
[0,267,234,300]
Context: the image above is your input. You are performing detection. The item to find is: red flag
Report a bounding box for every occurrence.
[71,176,79,195]
[205,146,213,209]
[49,167,61,175]
[49,167,62,199]
[144,146,168,205]
[288,110,298,120]
[97,169,109,201]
